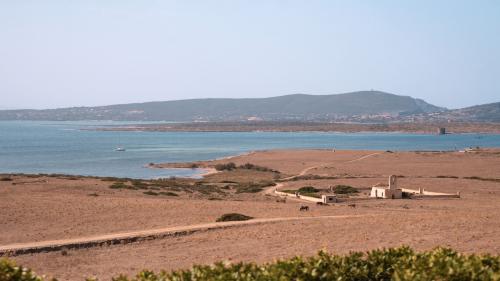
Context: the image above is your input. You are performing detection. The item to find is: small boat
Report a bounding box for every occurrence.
[115,147,126,152]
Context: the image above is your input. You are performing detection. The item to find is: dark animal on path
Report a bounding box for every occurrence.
[299,205,309,211]
[316,202,326,206]
[348,203,356,208]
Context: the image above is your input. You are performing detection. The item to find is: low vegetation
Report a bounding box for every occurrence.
[214,162,279,173]
[281,186,322,198]
[109,182,134,190]
[238,163,279,173]
[299,192,321,198]
[464,176,500,183]
[143,191,159,196]
[436,175,459,179]
[0,176,12,181]
[235,181,275,193]
[333,185,359,194]
[298,186,320,193]
[214,162,237,171]
[2,247,500,280]
[158,191,178,196]
[215,213,253,222]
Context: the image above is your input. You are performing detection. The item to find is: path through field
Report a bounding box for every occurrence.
[0,214,366,256]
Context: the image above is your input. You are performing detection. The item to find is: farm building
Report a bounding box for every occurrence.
[370,175,402,199]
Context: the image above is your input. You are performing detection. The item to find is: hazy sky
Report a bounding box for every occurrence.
[1,1,499,109]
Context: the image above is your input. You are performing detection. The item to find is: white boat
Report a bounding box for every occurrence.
[115,147,126,152]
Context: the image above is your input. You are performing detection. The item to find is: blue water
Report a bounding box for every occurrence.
[0,121,499,179]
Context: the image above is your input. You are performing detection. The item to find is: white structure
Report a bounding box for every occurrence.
[370,175,403,199]
[321,194,337,203]
[274,190,337,204]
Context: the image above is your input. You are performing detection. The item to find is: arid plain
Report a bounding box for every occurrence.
[1,149,500,280]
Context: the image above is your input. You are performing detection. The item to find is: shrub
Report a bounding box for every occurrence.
[235,182,275,193]
[0,176,12,181]
[214,162,237,171]
[131,181,149,189]
[436,175,459,179]
[216,213,253,222]
[0,259,45,281]
[298,186,320,193]
[238,163,279,173]
[300,192,321,198]
[464,176,500,183]
[3,247,500,280]
[158,191,178,196]
[109,182,128,189]
[235,184,264,193]
[143,191,159,196]
[333,185,359,194]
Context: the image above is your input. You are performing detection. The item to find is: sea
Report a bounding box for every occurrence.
[1,121,499,179]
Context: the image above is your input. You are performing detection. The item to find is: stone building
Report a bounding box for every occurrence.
[370,175,403,199]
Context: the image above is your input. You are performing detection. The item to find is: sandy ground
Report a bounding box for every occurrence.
[2,149,500,280]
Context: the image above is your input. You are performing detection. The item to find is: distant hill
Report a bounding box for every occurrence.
[0,91,446,122]
[429,102,500,122]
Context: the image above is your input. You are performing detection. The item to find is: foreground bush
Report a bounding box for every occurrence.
[0,259,47,281]
[2,247,500,280]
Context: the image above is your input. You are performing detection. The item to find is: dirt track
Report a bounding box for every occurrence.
[0,215,366,256]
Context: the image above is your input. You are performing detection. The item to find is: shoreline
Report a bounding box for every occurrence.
[4,147,499,181]
[87,121,500,134]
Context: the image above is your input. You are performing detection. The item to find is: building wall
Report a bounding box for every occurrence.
[370,187,402,199]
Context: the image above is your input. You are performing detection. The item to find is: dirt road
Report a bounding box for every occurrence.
[0,214,366,256]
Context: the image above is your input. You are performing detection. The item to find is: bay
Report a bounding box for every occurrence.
[0,121,498,179]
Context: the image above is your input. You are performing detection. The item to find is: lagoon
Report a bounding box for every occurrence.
[1,121,499,179]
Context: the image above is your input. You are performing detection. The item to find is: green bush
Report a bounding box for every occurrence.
[333,185,359,194]
[3,247,499,281]
[215,213,253,222]
[299,192,321,198]
[0,259,46,281]
[298,186,320,193]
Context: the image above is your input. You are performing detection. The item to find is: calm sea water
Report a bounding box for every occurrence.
[1,121,499,179]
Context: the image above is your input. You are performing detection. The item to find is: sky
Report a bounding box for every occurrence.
[0,0,499,110]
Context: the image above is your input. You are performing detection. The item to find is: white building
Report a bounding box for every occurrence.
[321,194,337,203]
[370,175,402,199]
